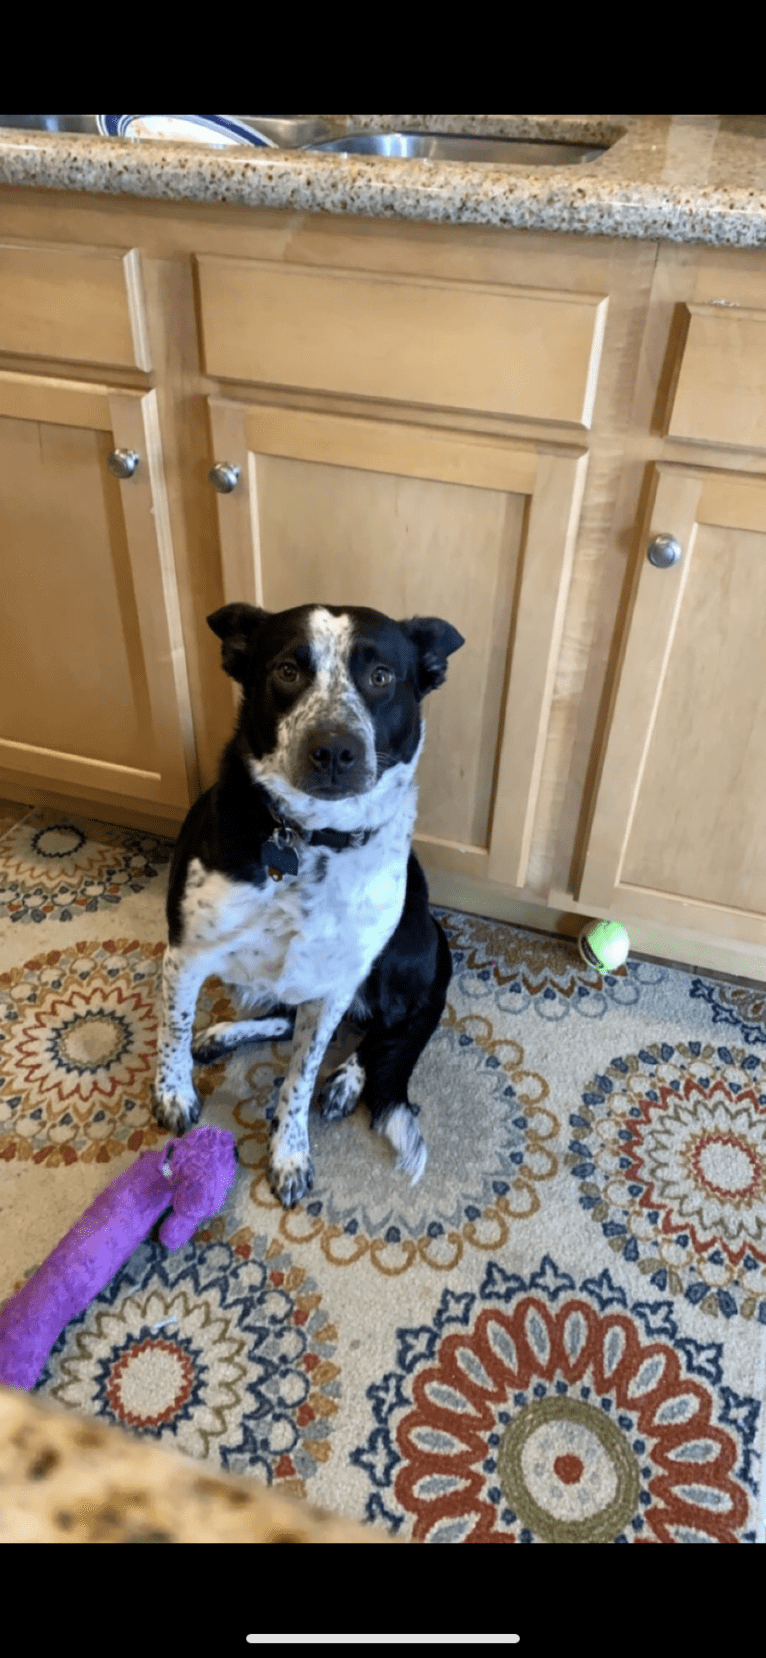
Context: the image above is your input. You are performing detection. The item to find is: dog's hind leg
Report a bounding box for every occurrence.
[356,1016,435,1184]
[357,923,453,1184]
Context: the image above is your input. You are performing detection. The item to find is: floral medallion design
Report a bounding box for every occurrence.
[568,1041,766,1320]
[0,809,171,924]
[437,909,666,1022]
[232,1002,559,1275]
[0,940,167,1163]
[2,789,766,1540]
[0,947,239,1166]
[351,1256,759,1542]
[35,1234,339,1499]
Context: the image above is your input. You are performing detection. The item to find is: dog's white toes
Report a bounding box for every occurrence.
[153,1084,200,1135]
[269,1153,314,1208]
[378,1102,428,1184]
[402,1137,428,1185]
[318,1053,365,1121]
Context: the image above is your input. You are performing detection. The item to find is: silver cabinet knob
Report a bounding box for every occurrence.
[208,463,241,494]
[107,449,140,479]
[647,534,683,569]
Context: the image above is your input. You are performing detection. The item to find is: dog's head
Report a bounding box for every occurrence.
[207,602,464,809]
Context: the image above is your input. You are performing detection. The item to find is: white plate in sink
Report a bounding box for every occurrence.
[97,114,273,147]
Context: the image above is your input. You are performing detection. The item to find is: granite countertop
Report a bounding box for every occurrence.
[0,1380,395,1542]
[2,115,766,246]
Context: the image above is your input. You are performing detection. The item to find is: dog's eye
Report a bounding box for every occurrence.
[371,666,393,688]
[275,661,299,683]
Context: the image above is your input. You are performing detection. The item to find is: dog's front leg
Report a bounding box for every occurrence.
[154,947,209,1135]
[269,994,349,1208]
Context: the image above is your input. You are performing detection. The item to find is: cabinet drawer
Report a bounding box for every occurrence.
[196,256,607,427]
[0,243,151,370]
[668,303,766,448]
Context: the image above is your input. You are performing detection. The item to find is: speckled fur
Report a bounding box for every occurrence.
[154,601,463,1206]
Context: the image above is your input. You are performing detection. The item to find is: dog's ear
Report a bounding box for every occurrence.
[399,616,465,700]
[206,604,269,684]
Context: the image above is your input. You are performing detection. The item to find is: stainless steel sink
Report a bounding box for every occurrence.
[0,114,337,147]
[0,114,100,135]
[235,116,339,148]
[308,132,608,164]
[0,117,610,165]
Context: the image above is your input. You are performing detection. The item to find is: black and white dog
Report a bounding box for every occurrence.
[153,601,464,1207]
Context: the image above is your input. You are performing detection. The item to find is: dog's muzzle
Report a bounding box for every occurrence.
[299,726,371,798]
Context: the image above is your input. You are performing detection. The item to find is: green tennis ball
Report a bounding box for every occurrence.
[578,920,630,974]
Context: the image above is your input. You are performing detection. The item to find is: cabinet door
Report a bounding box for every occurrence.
[0,372,195,809]
[208,400,587,891]
[579,466,766,944]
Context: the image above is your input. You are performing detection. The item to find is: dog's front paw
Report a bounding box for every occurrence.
[153,1082,201,1135]
[268,1149,314,1209]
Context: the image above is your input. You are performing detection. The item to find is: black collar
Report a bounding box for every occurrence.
[265,799,377,854]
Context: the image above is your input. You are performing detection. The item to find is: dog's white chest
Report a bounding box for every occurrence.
[180,819,409,1006]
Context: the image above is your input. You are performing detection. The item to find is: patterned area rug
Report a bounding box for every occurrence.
[1,799,765,1542]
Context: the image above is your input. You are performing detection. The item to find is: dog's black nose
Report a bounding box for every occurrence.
[303,729,366,793]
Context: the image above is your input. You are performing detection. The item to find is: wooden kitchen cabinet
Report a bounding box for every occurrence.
[0,240,151,371]
[195,253,608,427]
[1,214,629,857]
[578,465,766,946]
[207,397,587,892]
[0,369,196,812]
[4,185,766,975]
[572,241,766,964]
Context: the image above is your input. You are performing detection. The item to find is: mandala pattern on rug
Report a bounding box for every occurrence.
[0,949,243,1168]
[35,1234,339,1499]
[437,909,666,1022]
[0,809,171,924]
[0,940,172,1164]
[351,1256,759,1542]
[691,977,766,1047]
[226,1002,559,1276]
[568,1041,766,1321]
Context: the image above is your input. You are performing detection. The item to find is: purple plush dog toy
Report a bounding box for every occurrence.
[0,1124,237,1392]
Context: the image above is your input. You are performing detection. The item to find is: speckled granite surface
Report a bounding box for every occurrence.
[0,1381,394,1542]
[2,115,766,246]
